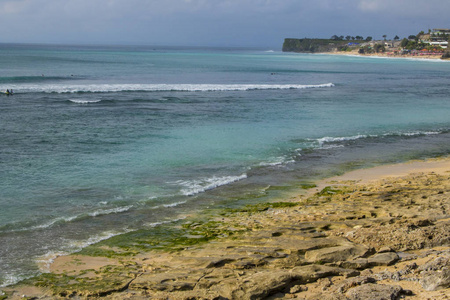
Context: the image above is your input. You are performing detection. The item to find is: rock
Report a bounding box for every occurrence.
[367,252,399,266]
[345,283,404,300]
[420,267,450,291]
[290,284,308,293]
[419,256,450,272]
[334,276,376,293]
[341,258,370,270]
[378,246,394,253]
[305,244,370,264]
[130,272,200,292]
[212,270,298,300]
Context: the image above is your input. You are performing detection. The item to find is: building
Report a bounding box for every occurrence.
[432,28,450,35]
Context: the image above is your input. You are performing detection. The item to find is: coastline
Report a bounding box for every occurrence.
[327,49,446,60]
[4,156,449,299]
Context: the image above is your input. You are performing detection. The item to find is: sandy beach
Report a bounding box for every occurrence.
[3,157,450,299]
[329,49,445,60]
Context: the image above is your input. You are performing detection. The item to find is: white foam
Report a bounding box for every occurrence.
[2,205,133,234]
[385,130,441,137]
[317,135,368,144]
[258,156,295,167]
[88,205,133,217]
[162,201,187,208]
[13,83,335,94]
[174,174,247,196]
[65,230,127,252]
[69,99,102,104]
[144,217,185,228]
[36,251,69,272]
[31,215,78,230]
[307,130,444,150]
[0,273,32,288]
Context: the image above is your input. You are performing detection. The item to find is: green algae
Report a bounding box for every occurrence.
[230,201,299,213]
[75,201,299,258]
[75,216,250,258]
[317,186,348,196]
[298,182,317,189]
[29,264,137,298]
[21,199,302,296]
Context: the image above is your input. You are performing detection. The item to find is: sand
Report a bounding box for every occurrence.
[3,157,450,299]
[328,49,445,60]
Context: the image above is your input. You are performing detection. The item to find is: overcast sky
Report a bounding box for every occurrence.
[1,0,449,48]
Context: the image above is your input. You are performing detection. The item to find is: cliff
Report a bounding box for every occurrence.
[282,38,349,53]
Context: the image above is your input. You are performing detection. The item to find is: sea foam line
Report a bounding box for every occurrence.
[8,83,335,94]
[173,174,248,196]
[37,217,185,274]
[0,205,134,234]
[69,99,102,104]
[296,130,446,153]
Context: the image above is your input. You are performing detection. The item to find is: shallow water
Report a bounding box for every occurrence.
[0,44,449,286]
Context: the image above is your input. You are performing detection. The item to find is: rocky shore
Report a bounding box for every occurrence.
[3,158,450,299]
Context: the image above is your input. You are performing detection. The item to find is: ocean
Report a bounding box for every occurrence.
[0,44,449,286]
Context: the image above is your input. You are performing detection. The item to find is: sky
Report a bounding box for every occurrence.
[1,0,449,48]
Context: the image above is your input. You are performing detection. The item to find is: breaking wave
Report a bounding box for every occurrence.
[69,99,102,104]
[7,83,335,94]
[173,174,248,196]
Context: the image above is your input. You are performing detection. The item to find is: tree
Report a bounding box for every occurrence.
[400,38,409,48]
[345,35,352,40]
[374,44,385,53]
[331,35,343,40]
[408,35,417,40]
[355,36,364,40]
[394,35,400,41]
[382,35,387,41]
[365,36,373,42]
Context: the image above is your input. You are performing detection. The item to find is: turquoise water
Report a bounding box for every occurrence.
[0,44,449,286]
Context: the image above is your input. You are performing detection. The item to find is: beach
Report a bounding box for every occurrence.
[3,156,449,299]
[329,49,445,60]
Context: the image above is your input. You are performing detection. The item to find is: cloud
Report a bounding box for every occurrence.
[0,0,449,47]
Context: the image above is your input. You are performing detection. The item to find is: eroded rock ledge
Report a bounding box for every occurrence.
[4,168,449,300]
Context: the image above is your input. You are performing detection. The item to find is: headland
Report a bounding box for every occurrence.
[3,157,449,299]
[282,30,450,60]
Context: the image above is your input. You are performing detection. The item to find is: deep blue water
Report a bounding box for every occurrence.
[0,44,449,286]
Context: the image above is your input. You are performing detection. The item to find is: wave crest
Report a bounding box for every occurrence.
[173,174,248,196]
[8,83,335,94]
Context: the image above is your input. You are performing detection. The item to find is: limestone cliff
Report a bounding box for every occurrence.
[282,38,349,53]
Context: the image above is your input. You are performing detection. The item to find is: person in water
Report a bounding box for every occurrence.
[5,89,13,95]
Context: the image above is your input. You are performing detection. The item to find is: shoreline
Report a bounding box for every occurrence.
[3,157,450,299]
[326,49,446,61]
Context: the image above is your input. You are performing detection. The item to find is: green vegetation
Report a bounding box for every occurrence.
[27,264,137,298]
[282,38,348,53]
[299,182,317,189]
[74,201,300,257]
[317,186,348,196]
[231,201,299,213]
